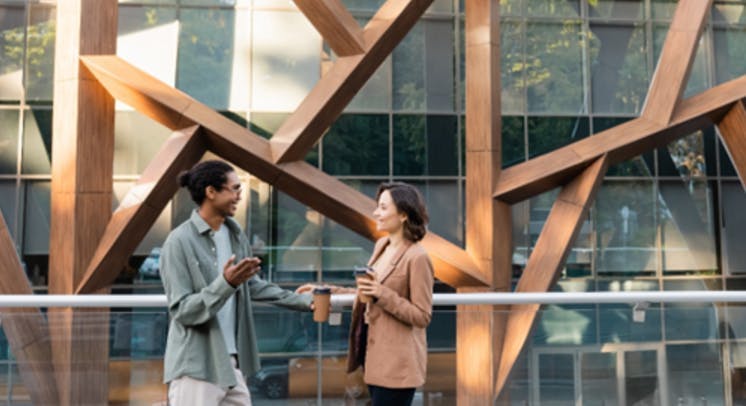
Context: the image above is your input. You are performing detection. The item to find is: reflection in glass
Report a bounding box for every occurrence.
[538,353,574,404]
[22,181,49,255]
[0,3,25,102]
[0,181,16,241]
[722,182,746,274]
[322,114,388,176]
[526,22,585,113]
[624,350,659,405]
[114,111,171,176]
[667,344,724,404]
[501,21,525,114]
[118,6,178,88]
[251,10,320,112]
[590,24,648,114]
[177,9,234,109]
[582,352,618,406]
[21,109,51,174]
[659,180,717,274]
[527,0,580,17]
[664,280,721,341]
[393,19,454,112]
[598,280,661,343]
[393,115,458,176]
[714,26,746,84]
[595,181,656,275]
[408,180,461,246]
[0,110,18,174]
[528,116,589,158]
[589,0,644,20]
[25,4,55,102]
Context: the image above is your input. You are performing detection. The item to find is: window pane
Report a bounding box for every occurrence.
[118,6,178,89]
[714,26,746,84]
[0,110,19,174]
[526,23,585,113]
[113,111,172,176]
[659,180,717,274]
[723,182,746,274]
[0,181,16,241]
[661,131,708,178]
[598,280,661,342]
[501,21,525,114]
[582,353,618,406]
[25,4,55,102]
[527,0,580,17]
[408,180,461,246]
[394,20,454,112]
[528,116,589,158]
[664,280,722,341]
[21,108,52,174]
[667,344,724,403]
[589,0,644,20]
[22,181,49,255]
[0,3,25,103]
[595,181,656,275]
[177,9,235,109]
[393,115,458,176]
[251,10,320,112]
[625,350,660,404]
[538,353,574,404]
[322,114,388,176]
[590,24,648,114]
[502,116,525,168]
[346,18,390,112]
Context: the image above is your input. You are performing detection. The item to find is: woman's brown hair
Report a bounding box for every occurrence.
[376,182,429,242]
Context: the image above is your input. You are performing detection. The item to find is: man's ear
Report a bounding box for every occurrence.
[205,185,217,200]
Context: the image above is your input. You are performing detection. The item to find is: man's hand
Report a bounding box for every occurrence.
[223,255,261,287]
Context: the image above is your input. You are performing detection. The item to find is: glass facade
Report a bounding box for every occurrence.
[1,0,746,404]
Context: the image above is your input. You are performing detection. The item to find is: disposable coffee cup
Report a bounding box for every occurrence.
[312,287,332,322]
[354,267,374,304]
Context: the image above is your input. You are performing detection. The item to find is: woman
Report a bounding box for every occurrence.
[332,182,435,405]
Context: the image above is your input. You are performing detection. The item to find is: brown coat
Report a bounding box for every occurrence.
[347,237,434,388]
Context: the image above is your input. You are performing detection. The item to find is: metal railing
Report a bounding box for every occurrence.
[1,291,746,308]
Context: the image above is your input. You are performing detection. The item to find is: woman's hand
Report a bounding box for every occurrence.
[295,283,316,294]
[356,277,383,299]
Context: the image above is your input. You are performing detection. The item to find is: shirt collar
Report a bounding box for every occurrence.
[189,209,242,236]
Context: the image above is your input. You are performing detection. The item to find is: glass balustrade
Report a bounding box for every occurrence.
[0,301,739,405]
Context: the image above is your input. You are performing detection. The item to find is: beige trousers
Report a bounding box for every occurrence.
[168,357,252,406]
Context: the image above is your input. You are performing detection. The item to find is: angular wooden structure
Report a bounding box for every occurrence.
[0,0,735,403]
[0,214,58,405]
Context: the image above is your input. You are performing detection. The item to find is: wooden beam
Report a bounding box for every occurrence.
[458,0,508,404]
[494,75,746,203]
[270,0,434,164]
[717,100,746,190]
[495,155,609,396]
[79,56,487,290]
[641,0,712,125]
[75,126,205,294]
[50,1,117,404]
[293,0,365,56]
[0,214,59,405]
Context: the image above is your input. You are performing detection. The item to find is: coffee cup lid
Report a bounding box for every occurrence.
[313,287,331,294]
[353,266,371,275]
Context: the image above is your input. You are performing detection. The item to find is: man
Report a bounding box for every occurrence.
[161,160,312,405]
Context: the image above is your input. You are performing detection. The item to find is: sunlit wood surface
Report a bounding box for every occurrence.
[79,55,487,292]
[717,100,746,190]
[293,0,365,57]
[0,214,58,405]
